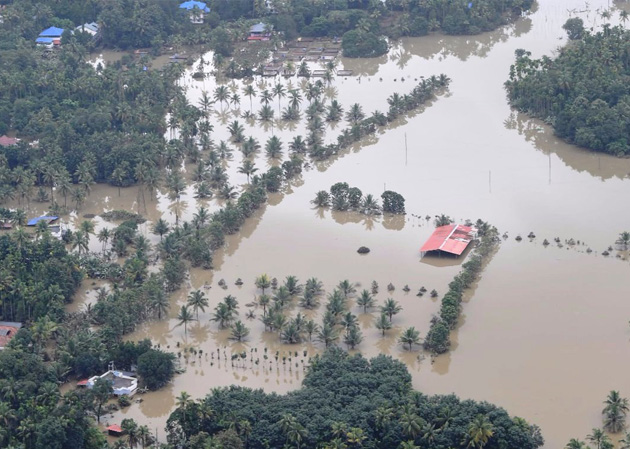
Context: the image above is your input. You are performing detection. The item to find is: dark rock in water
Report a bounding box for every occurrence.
[515,235,522,241]
[357,246,370,254]
[602,250,610,256]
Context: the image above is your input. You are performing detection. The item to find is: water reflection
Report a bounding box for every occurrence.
[505,111,630,180]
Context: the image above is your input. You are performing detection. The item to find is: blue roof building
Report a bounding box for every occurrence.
[179,1,210,23]
[179,1,210,13]
[39,26,65,38]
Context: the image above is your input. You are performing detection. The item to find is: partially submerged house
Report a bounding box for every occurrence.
[248,23,271,41]
[36,26,65,48]
[179,0,210,23]
[0,322,23,350]
[420,224,477,257]
[27,215,58,226]
[87,370,138,396]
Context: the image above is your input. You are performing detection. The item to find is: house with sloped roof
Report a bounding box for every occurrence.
[75,22,99,36]
[0,135,18,147]
[36,26,65,48]
[0,322,22,350]
[248,22,271,41]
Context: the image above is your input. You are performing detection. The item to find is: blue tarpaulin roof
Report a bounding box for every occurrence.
[36,37,54,44]
[179,1,210,12]
[27,216,58,226]
[39,27,65,37]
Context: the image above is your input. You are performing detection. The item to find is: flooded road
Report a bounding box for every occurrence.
[23,0,630,446]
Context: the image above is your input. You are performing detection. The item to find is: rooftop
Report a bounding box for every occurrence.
[0,135,18,146]
[420,224,477,256]
[39,26,64,37]
[179,1,210,12]
[250,23,268,33]
[0,322,22,349]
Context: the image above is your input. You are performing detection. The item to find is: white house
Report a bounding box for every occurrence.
[87,370,138,396]
[75,22,99,36]
[179,1,210,24]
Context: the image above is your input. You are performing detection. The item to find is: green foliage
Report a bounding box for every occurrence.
[381,191,405,214]
[137,349,176,390]
[506,26,630,156]
[0,233,82,322]
[342,29,388,58]
[166,349,543,449]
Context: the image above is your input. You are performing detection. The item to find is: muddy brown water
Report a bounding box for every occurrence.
[8,1,629,447]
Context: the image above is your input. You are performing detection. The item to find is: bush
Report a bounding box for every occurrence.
[137,349,176,390]
[342,30,388,58]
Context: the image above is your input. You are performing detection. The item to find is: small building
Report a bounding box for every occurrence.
[27,215,58,226]
[420,224,477,257]
[37,26,64,48]
[87,370,138,396]
[107,424,124,437]
[248,23,271,41]
[179,1,210,24]
[0,135,18,147]
[75,22,99,36]
[0,322,23,350]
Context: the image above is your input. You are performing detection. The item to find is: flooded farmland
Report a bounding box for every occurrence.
[18,0,625,447]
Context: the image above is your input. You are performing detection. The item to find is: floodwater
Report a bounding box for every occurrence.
[11,0,630,447]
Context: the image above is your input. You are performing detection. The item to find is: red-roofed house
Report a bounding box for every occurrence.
[107,424,124,436]
[0,135,18,147]
[420,224,477,257]
[0,322,22,349]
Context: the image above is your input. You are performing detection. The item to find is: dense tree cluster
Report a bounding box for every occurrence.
[312,183,405,215]
[166,348,544,449]
[0,232,82,322]
[505,24,630,156]
[424,220,499,354]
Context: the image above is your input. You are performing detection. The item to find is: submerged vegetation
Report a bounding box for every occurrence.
[506,24,630,156]
[424,220,500,354]
[312,182,405,215]
[166,348,544,449]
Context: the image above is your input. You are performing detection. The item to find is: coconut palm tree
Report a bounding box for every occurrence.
[289,136,307,154]
[259,89,272,105]
[619,432,630,449]
[603,391,629,433]
[176,305,195,336]
[255,274,271,294]
[152,219,170,241]
[212,302,234,329]
[258,294,270,316]
[346,103,365,123]
[381,298,402,322]
[338,280,357,298]
[230,321,250,342]
[187,290,208,320]
[400,407,423,440]
[243,85,257,111]
[214,85,230,109]
[564,439,589,449]
[265,136,283,159]
[273,83,286,112]
[317,322,339,347]
[467,415,494,449]
[238,160,258,184]
[356,290,374,313]
[374,313,391,336]
[304,320,320,341]
[344,325,363,349]
[399,327,421,350]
